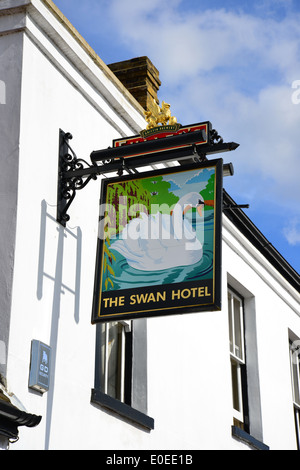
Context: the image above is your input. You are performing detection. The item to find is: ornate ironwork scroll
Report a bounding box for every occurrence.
[57,130,98,226]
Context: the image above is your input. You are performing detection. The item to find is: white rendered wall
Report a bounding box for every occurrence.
[223,217,300,450]
[0,25,24,379]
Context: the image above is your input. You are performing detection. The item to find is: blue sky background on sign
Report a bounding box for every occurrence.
[54,0,300,274]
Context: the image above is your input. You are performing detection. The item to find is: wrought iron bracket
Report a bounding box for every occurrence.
[57,128,239,226]
[57,130,99,226]
[57,130,140,226]
[210,128,224,145]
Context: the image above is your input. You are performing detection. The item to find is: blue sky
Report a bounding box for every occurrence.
[163,167,215,199]
[54,0,300,275]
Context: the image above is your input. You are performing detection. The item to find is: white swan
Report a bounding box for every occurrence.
[110,192,204,271]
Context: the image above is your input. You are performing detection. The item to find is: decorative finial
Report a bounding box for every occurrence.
[142,99,180,135]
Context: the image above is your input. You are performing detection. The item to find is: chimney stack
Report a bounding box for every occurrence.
[108,56,161,113]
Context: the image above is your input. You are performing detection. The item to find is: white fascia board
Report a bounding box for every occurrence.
[223,215,300,314]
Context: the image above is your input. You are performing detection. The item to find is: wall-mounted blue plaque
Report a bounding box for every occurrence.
[29,340,51,393]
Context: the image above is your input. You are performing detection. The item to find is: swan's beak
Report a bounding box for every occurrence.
[197,205,204,217]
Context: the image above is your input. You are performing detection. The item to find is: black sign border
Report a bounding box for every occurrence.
[91,158,223,324]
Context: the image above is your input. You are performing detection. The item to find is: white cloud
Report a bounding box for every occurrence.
[107,0,300,82]
[283,218,300,245]
[103,1,300,212]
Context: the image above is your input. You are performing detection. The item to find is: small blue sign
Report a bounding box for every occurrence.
[29,340,51,393]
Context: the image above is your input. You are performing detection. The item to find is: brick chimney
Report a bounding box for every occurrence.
[108,56,161,113]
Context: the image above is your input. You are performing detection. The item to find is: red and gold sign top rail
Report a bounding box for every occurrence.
[90,123,210,163]
[114,122,210,149]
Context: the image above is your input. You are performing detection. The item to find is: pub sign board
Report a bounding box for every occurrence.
[91,158,223,324]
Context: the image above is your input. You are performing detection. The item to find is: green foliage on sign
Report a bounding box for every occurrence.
[103,238,116,291]
[103,179,151,290]
[200,174,215,211]
[142,176,179,213]
[106,179,151,236]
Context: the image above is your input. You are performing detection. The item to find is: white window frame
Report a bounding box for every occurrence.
[102,320,131,403]
[228,288,246,425]
[295,409,300,450]
[289,338,300,449]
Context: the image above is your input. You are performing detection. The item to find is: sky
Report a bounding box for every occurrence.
[54,0,300,275]
[164,167,215,200]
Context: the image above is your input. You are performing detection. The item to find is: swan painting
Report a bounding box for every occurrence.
[110,192,205,272]
[99,164,218,295]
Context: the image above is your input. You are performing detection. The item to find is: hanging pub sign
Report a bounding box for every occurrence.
[91,158,223,323]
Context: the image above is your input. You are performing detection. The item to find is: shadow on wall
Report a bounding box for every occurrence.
[36,199,82,449]
[37,199,82,323]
